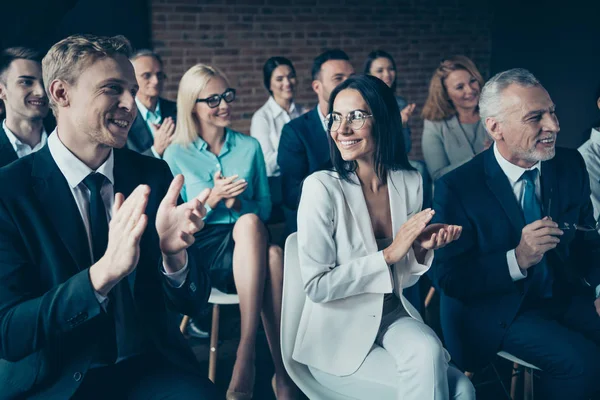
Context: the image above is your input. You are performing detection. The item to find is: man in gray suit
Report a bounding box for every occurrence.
[128,50,176,158]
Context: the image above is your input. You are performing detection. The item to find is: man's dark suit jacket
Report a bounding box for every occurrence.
[0,145,211,399]
[432,147,600,370]
[0,116,56,169]
[277,107,332,233]
[127,97,177,156]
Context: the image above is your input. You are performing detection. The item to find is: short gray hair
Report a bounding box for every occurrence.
[479,68,541,123]
[130,49,163,66]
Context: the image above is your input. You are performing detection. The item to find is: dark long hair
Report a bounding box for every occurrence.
[262,56,296,95]
[363,49,398,93]
[327,74,413,183]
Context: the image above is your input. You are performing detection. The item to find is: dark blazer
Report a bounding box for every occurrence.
[277,107,332,232]
[0,146,211,399]
[127,98,177,157]
[432,147,600,370]
[0,116,56,169]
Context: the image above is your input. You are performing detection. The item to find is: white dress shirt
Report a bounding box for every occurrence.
[250,96,300,177]
[317,105,328,134]
[578,128,600,224]
[493,143,541,281]
[135,98,162,159]
[47,132,188,304]
[2,119,47,158]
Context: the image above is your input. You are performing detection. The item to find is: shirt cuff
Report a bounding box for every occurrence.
[94,291,109,311]
[162,251,190,288]
[595,284,600,299]
[507,249,527,281]
[150,146,161,159]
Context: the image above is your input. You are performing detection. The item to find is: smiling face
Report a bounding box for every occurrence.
[0,59,49,122]
[314,59,354,109]
[58,54,138,149]
[488,84,559,167]
[270,64,296,103]
[444,69,480,113]
[193,76,232,131]
[330,88,375,163]
[369,57,396,89]
[132,55,165,101]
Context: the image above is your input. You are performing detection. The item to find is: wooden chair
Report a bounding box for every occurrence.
[180,288,240,383]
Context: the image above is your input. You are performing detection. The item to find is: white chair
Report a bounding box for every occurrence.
[281,233,358,400]
[497,351,541,400]
[180,288,240,383]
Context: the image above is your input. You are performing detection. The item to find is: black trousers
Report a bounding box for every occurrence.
[72,354,220,399]
[500,293,600,400]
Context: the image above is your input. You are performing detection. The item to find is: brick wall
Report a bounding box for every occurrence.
[150,0,492,159]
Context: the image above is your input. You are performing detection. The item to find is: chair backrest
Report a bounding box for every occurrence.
[281,233,355,400]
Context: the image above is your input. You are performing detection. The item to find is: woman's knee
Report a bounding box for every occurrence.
[447,366,476,400]
[268,244,283,263]
[386,320,447,369]
[233,213,266,238]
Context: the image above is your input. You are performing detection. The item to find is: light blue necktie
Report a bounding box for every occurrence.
[521,169,553,298]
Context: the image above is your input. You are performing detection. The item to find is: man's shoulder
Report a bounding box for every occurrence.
[440,151,487,188]
[285,108,316,133]
[0,153,37,198]
[115,146,170,174]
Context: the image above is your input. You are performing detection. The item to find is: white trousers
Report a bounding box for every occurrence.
[309,316,475,400]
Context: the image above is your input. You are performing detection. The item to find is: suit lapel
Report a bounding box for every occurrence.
[484,148,526,233]
[32,146,91,272]
[0,125,19,168]
[307,108,331,167]
[540,158,558,220]
[130,113,154,151]
[113,149,141,293]
[338,173,378,253]
[388,171,408,238]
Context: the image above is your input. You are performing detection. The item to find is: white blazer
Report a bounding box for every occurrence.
[293,169,433,376]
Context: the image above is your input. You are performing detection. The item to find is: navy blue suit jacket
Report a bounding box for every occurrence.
[277,107,332,232]
[0,146,211,398]
[432,147,600,369]
[127,98,177,157]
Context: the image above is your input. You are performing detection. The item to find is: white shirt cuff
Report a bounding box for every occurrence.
[150,145,161,159]
[161,251,190,288]
[94,291,109,311]
[595,284,600,299]
[507,249,527,281]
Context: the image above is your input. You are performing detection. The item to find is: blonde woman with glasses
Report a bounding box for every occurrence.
[163,64,298,400]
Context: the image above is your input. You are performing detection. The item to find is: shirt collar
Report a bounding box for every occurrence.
[2,119,48,150]
[590,128,600,144]
[493,142,541,185]
[266,96,297,118]
[47,129,114,189]
[316,105,328,133]
[193,128,233,154]
[135,98,161,121]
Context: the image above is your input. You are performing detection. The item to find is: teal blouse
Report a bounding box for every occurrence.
[164,128,271,224]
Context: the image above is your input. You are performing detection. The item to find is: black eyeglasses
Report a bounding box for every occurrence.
[196,88,236,108]
[325,110,373,132]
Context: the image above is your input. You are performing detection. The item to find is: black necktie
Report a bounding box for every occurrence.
[83,172,117,363]
[83,173,109,263]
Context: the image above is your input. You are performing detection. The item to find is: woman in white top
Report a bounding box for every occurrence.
[295,75,475,399]
[250,57,301,178]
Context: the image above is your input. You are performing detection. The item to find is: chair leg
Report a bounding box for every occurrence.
[524,368,534,400]
[510,362,521,400]
[424,287,436,308]
[179,315,190,335]
[208,304,220,383]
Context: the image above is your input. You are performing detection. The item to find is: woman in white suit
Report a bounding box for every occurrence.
[294,75,475,399]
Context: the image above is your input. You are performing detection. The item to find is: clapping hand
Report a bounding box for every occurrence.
[151,117,176,157]
[206,170,248,210]
[400,103,416,125]
[156,174,210,272]
[415,223,463,250]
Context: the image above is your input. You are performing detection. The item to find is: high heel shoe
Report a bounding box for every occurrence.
[226,365,255,400]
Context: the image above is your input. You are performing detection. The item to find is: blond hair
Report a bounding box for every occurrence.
[173,64,230,146]
[421,55,484,121]
[42,34,132,114]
